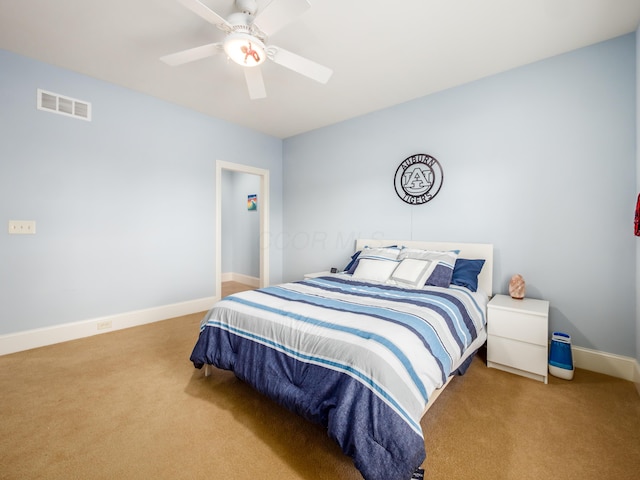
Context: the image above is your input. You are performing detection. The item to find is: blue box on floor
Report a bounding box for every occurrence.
[549,332,574,380]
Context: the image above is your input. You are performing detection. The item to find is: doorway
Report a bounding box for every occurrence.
[216,160,269,299]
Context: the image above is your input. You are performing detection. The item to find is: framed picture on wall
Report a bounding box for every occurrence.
[247,194,257,211]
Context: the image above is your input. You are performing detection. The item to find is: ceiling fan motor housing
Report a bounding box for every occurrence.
[224,8,266,67]
[235,0,258,16]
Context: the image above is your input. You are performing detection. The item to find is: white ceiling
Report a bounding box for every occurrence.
[1,0,639,138]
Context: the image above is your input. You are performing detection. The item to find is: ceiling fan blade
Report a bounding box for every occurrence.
[177,0,231,29]
[244,67,267,99]
[268,46,332,84]
[254,0,311,36]
[160,43,222,66]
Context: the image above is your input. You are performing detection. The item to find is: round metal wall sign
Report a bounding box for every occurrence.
[394,153,444,205]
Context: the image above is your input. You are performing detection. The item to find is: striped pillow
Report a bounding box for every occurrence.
[347,246,401,274]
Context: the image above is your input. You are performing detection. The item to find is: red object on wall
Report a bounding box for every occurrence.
[635,193,640,236]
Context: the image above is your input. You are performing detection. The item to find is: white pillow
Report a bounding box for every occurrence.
[391,258,437,288]
[399,248,459,288]
[352,258,399,283]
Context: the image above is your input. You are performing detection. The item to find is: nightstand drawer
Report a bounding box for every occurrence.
[488,308,547,345]
[487,336,547,376]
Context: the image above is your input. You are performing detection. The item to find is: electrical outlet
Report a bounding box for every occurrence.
[96,320,112,331]
[8,220,36,234]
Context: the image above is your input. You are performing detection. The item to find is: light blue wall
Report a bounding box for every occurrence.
[0,49,283,336]
[221,170,260,278]
[283,34,637,358]
[636,25,640,367]
[1,34,637,359]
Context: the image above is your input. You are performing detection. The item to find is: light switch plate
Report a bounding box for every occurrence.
[8,220,36,234]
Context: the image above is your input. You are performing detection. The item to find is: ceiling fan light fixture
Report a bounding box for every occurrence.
[224,32,265,67]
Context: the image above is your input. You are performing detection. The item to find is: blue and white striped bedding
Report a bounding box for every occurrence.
[190,274,487,480]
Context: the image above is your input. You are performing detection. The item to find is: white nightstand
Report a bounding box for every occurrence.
[303,271,331,279]
[487,294,550,384]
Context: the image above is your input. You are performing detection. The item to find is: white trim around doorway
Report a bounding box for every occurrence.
[216,160,270,298]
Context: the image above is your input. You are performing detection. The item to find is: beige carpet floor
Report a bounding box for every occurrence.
[1,312,639,480]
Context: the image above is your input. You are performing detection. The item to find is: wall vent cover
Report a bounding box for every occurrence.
[37,89,92,121]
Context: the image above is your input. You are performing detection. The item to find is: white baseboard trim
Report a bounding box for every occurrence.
[221,272,260,287]
[2,308,639,390]
[572,346,639,383]
[0,296,217,356]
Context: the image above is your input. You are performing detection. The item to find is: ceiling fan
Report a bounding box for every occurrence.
[160,0,333,99]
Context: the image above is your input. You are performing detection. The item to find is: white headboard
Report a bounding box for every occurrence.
[355,239,494,296]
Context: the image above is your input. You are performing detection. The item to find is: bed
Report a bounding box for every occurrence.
[190,239,493,480]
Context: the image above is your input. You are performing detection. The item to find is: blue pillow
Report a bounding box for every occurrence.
[344,250,361,273]
[451,259,485,292]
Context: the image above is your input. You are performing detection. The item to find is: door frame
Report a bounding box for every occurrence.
[216,160,269,298]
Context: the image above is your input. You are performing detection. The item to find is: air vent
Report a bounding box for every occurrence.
[37,89,91,121]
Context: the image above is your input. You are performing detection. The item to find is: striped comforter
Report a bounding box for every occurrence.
[190,275,487,480]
